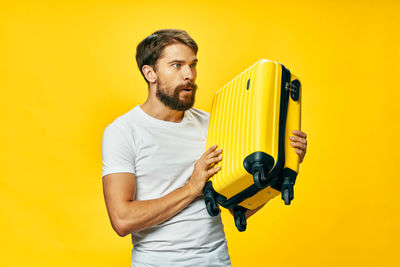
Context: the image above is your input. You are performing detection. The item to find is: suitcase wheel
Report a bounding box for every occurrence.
[203,182,220,216]
[234,215,247,232]
[233,206,247,232]
[281,177,294,205]
[206,199,220,216]
[282,189,291,205]
[253,168,265,188]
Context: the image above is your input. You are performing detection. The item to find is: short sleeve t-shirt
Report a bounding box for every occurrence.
[102,105,231,267]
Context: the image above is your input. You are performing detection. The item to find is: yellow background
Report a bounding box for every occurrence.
[1,0,399,266]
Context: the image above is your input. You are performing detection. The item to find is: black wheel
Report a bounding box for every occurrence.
[283,189,291,205]
[253,166,266,189]
[234,214,247,232]
[206,198,220,216]
[253,170,262,188]
[281,176,294,205]
[233,206,247,232]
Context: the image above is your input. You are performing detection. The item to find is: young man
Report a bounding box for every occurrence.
[102,29,308,267]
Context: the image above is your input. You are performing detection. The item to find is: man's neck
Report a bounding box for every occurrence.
[140,98,184,123]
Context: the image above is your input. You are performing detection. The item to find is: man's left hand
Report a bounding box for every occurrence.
[289,130,307,163]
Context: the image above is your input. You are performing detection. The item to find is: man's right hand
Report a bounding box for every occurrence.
[186,144,223,197]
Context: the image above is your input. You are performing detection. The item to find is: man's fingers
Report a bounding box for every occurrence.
[207,166,221,176]
[205,156,222,166]
[289,135,307,145]
[201,145,218,160]
[292,130,307,138]
[295,148,306,157]
[205,144,218,154]
[290,142,306,150]
[207,148,223,159]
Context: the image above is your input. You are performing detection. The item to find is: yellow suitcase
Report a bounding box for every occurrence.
[203,59,302,231]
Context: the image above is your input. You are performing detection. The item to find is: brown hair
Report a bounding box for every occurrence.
[135,29,198,83]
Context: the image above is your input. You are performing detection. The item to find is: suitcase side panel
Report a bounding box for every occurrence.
[284,73,302,173]
[238,66,301,209]
[254,60,282,165]
[235,61,284,209]
[206,61,258,198]
[206,60,283,200]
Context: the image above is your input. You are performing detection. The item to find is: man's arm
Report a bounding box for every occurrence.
[103,172,198,236]
[102,145,223,237]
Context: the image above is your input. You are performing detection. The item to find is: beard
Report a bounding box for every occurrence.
[155,80,198,111]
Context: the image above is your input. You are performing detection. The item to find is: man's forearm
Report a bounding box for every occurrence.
[117,184,197,236]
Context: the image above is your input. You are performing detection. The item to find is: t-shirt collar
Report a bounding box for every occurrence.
[136,105,195,127]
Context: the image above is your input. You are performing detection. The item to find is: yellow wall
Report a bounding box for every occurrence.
[1,0,399,266]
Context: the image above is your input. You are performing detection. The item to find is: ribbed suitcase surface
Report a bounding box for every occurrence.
[204,59,302,231]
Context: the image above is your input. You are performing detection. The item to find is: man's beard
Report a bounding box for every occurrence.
[155,80,197,111]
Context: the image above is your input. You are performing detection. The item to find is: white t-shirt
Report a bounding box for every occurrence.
[102,105,231,267]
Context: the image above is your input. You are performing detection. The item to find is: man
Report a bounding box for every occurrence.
[102,29,308,267]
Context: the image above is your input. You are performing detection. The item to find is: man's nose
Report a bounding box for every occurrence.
[182,65,195,81]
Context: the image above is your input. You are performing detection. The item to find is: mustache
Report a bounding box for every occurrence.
[176,81,198,91]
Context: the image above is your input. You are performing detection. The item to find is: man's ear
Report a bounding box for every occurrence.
[142,65,157,83]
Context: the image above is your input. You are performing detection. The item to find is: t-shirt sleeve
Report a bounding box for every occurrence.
[203,111,211,137]
[101,124,136,178]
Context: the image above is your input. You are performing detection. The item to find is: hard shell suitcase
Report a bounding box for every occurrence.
[203,59,302,231]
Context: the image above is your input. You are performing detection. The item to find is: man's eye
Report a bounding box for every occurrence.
[190,63,197,68]
[172,63,181,68]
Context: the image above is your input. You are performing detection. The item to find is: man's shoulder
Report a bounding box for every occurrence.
[104,106,140,133]
[188,107,210,121]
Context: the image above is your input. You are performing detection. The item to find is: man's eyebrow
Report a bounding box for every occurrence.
[168,58,199,64]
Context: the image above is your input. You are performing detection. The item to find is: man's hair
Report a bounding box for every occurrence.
[135,29,198,84]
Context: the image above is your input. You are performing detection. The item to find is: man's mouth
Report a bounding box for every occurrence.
[177,82,197,93]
